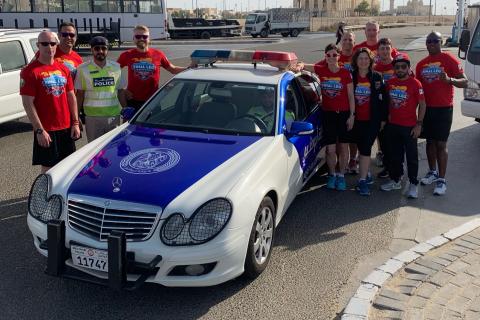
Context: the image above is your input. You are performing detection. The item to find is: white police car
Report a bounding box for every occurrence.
[27,50,325,288]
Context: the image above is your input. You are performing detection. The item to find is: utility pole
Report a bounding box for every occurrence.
[428,0,431,24]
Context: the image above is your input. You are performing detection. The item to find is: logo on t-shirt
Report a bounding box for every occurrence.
[56,58,77,77]
[41,71,67,97]
[389,85,408,109]
[93,77,115,87]
[383,70,394,81]
[355,82,371,106]
[321,77,343,98]
[132,59,155,80]
[420,62,443,83]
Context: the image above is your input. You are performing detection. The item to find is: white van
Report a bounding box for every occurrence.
[0,29,42,124]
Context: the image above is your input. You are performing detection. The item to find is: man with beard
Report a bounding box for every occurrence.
[117,25,187,111]
[416,32,467,195]
[75,36,127,142]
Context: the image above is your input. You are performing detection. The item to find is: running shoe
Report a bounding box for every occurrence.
[366,172,374,185]
[378,169,389,179]
[406,183,418,199]
[347,159,358,175]
[380,180,402,191]
[356,179,370,196]
[375,152,384,167]
[433,179,447,196]
[327,175,337,189]
[420,170,438,185]
[336,176,347,191]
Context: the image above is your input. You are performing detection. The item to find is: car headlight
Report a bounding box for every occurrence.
[464,81,480,101]
[160,198,232,246]
[28,174,63,223]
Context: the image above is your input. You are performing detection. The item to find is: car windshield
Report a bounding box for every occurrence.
[133,79,277,136]
[245,14,257,24]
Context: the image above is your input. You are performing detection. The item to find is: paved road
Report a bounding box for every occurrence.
[2,26,477,320]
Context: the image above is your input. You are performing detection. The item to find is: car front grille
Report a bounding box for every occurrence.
[67,196,160,242]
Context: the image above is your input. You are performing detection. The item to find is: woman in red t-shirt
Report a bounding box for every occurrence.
[350,48,388,196]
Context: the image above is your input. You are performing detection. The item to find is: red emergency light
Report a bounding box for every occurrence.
[252,51,298,70]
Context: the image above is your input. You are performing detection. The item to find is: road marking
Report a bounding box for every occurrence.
[0,199,27,208]
[0,214,25,221]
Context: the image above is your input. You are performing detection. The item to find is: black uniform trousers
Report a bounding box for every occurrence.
[385,123,419,185]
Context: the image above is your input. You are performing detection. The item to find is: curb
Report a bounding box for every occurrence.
[341,217,480,319]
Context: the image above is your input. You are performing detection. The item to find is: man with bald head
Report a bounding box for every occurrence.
[354,21,398,60]
[416,31,468,195]
[20,31,81,173]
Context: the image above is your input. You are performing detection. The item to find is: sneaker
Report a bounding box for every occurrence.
[420,170,438,185]
[356,179,370,196]
[327,175,336,189]
[366,172,374,185]
[380,180,402,191]
[375,152,384,167]
[407,183,418,199]
[378,169,389,179]
[336,176,347,191]
[347,159,358,174]
[433,179,447,195]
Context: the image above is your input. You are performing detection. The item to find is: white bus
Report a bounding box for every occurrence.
[0,0,168,41]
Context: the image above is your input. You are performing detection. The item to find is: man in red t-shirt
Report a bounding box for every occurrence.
[118,25,187,111]
[353,21,399,61]
[416,32,468,196]
[381,53,426,199]
[20,31,81,173]
[313,31,355,71]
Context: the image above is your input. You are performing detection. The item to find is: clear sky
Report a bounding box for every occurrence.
[166,0,457,15]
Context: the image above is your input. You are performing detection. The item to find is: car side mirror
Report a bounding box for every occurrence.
[459,29,470,60]
[287,121,314,136]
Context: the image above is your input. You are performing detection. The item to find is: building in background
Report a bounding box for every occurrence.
[294,0,380,17]
[396,0,431,16]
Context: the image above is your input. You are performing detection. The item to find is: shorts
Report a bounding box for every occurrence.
[349,120,379,157]
[32,128,76,167]
[420,107,453,142]
[322,111,350,145]
[127,99,146,111]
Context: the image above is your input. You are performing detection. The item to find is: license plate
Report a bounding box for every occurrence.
[71,244,108,272]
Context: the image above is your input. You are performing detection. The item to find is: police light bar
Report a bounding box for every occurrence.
[190,49,297,70]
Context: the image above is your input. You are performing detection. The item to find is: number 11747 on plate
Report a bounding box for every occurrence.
[71,244,108,272]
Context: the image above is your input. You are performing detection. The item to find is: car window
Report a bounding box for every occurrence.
[295,74,321,115]
[29,38,39,53]
[0,40,27,73]
[257,15,266,23]
[134,79,276,136]
[286,83,307,121]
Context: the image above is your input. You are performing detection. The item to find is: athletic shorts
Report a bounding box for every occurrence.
[420,107,453,142]
[349,120,379,157]
[322,111,350,145]
[32,128,76,167]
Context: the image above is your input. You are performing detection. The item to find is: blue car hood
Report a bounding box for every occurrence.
[67,125,262,208]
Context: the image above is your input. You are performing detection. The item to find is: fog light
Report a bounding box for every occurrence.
[185,264,205,276]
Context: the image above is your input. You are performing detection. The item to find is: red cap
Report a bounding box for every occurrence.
[393,52,410,65]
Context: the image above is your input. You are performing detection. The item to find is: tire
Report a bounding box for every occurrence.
[259,29,269,38]
[200,31,211,39]
[281,32,290,37]
[290,29,300,37]
[252,34,258,38]
[244,196,276,279]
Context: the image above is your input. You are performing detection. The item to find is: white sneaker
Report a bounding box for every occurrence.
[433,179,447,196]
[407,183,418,199]
[380,180,402,191]
[420,170,438,185]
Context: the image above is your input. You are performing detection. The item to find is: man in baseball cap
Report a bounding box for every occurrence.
[74,36,127,142]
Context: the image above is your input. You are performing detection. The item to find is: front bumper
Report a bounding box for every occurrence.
[461,99,480,120]
[28,215,248,288]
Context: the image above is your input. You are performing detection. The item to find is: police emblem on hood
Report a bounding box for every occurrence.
[120,148,180,175]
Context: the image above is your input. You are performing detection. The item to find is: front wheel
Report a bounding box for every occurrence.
[244,196,276,279]
[260,29,269,38]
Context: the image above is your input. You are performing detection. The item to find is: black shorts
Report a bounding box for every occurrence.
[322,111,350,145]
[32,128,76,167]
[420,107,453,142]
[349,120,379,157]
[127,99,146,112]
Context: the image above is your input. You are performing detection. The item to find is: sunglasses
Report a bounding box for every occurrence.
[134,35,149,40]
[93,46,108,51]
[426,39,441,44]
[326,53,339,58]
[39,42,58,47]
[60,32,76,38]
[394,64,409,70]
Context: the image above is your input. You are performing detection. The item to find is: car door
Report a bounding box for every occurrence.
[0,39,28,124]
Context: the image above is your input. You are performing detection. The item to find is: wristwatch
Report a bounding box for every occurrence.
[35,128,44,135]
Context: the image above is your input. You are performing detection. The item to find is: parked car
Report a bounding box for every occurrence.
[0,29,41,124]
[27,49,326,288]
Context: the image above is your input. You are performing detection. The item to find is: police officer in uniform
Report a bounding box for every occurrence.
[75,36,127,142]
